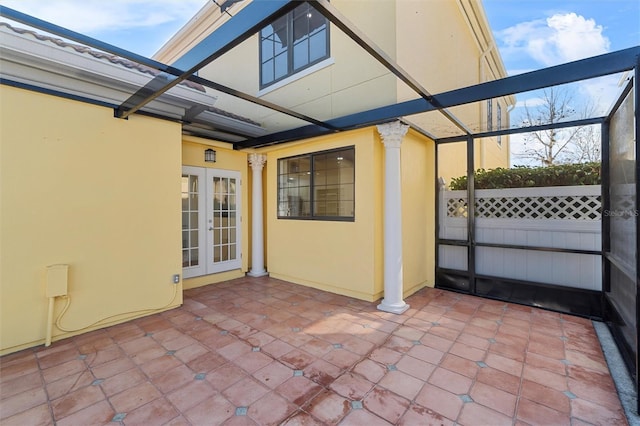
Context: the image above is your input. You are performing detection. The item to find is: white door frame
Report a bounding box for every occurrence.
[182,166,242,278]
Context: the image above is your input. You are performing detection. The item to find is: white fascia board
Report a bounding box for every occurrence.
[0,26,217,120]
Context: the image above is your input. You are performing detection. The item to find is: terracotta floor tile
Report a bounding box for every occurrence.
[99,367,146,397]
[521,379,570,414]
[407,344,444,365]
[120,397,179,425]
[517,398,571,426]
[369,347,403,365]
[0,370,43,400]
[570,397,627,425]
[300,338,334,357]
[393,325,426,341]
[262,339,296,358]
[0,357,39,383]
[323,349,361,370]
[55,401,114,426]
[341,408,393,425]
[276,376,323,407]
[186,351,227,373]
[140,354,183,379]
[395,354,436,382]
[166,379,216,412]
[279,348,317,370]
[329,372,374,400]
[0,279,630,426]
[46,370,95,400]
[253,361,293,389]
[522,365,568,392]
[525,351,567,375]
[304,358,342,387]
[458,402,512,426]
[205,363,248,391]
[90,357,135,379]
[173,342,209,364]
[378,370,424,400]
[428,367,473,395]
[110,381,162,413]
[469,381,517,417]
[342,336,376,355]
[246,331,277,348]
[223,376,270,406]
[247,392,297,425]
[37,347,81,370]
[441,353,480,379]
[305,390,350,425]
[153,364,196,394]
[280,410,322,425]
[485,352,523,377]
[183,392,235,425]
[41,359,86,384]
[51,384,105,420]
[429,325,462,341]
[455,332,490,350]
[353,359,387,383]
[399,404,454,426]
[1,387,49,420]
[218,340,253,361]
[363,386,410,424]
[564,349,610,374]
[84,346,123,368]
[383,335,413,353]
[2,403,53,426]
[449,342,486,362]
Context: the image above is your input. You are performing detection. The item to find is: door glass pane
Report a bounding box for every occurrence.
[211,175,240,266]
[182,173,199,267]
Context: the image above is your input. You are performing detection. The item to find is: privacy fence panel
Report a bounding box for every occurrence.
[440,185,601,291]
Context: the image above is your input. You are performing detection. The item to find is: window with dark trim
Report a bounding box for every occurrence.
[497,103,502,146]
[278,147,355,221]
[487,99,493,131]
[260,2,330,88]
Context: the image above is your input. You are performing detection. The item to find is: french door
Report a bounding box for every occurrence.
[181,166,241,278]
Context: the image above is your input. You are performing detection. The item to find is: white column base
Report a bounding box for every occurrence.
[247,270,268,277]
[377,300,410,314]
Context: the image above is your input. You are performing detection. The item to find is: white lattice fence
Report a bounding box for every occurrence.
[439,185,602,291]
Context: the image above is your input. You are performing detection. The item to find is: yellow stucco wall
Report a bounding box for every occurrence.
[400,130,436,296]
[265,128,382,301]
[264,127,435,302]
[180,137,251,289]
[0,86,183,355]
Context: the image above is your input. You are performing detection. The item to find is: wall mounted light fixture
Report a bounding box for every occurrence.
[204,148,216,163]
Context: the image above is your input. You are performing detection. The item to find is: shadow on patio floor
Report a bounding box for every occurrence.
[0,277,628,425]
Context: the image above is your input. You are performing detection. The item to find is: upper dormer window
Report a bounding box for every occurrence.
[260,2,330,88]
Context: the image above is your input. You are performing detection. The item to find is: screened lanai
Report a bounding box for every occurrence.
[2,0,640,416]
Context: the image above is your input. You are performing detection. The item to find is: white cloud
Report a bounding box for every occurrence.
[498,12,611,67]
[0,0,207,33]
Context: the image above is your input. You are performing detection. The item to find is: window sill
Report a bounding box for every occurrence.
[258,57,335,97]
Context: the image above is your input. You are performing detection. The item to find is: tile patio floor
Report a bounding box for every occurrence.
[0,277,628,425]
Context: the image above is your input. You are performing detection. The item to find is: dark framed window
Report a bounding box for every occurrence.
[278,147,355,221]
[487,99,493,131]
[260,2,330,88]
[497,103,502,146]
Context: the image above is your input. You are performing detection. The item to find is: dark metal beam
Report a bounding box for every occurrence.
[236,46,640,149]
[115,0,299,119]
[309,0,471,135]
[436,116,606,144]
